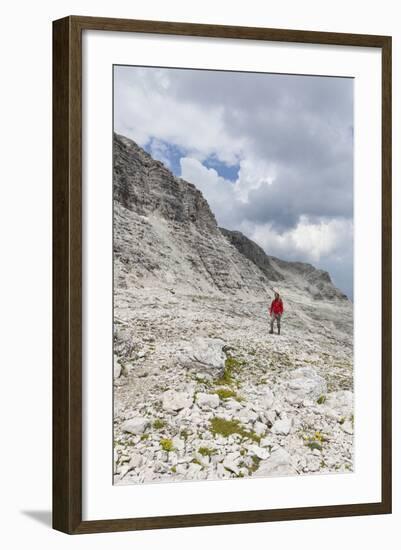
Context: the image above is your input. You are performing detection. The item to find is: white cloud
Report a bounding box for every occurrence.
[239,217,353,267]
[114,67,246,165]
[180,155,276,212]
[180,156,353,265]
[180,157,236,227]
[236,157,276,202]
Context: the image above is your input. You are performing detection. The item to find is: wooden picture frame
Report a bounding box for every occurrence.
[53,15,392,534]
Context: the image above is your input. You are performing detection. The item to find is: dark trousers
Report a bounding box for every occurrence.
[270,313,281,332]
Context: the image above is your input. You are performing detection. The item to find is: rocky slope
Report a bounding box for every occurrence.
[113,132,354,485]
[220,228,348,301]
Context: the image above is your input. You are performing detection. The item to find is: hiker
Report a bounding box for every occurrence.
[269,291,284,335]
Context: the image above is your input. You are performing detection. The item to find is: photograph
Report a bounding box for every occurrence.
[112,64,354,485]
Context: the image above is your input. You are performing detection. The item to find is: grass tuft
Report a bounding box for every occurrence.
[198,446,216,457]
[160,438,174,452]
[153,419,166,429]
[209,417,260,443]
[307,441,322,451]
[180,428,191,440]
[215,356,244,386]
[214,388,240,400]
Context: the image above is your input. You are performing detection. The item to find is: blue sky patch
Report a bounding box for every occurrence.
[203,156,239,183]
[145,138,240,183]
[144,138,186,177]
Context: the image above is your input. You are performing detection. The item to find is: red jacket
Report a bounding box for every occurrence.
[270,298,284,316]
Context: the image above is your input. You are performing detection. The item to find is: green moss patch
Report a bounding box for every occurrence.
[198,446,216,457]
[180,428,191,440]
[307,441,322,451]
[209,417,260,443]
[215,356,244,386]
[160,438,174,452]
[303,430,328,451]
[214,388,240,400]
[153,419,166,429]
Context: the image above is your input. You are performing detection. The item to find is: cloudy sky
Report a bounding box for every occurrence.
[114,65,354,299]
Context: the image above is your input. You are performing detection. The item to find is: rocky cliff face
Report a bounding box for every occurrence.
[113,132,354,486]
[219,228,283,283]
[114,134,218,231]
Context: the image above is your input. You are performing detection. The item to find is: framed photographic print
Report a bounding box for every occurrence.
[53,16,392,534]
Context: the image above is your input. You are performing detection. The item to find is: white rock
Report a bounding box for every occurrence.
[172,436,185,451]
[253,421,267,436]
[177,406,193,418]
[325,390,353,416]
[114,355,122,378]
[186,463,202,479]
[178,456,192,464]
[225,399,243,411]
[302,398,315,407]
[179,337,226,371]
[254,448,296,477]
[341,420,354,435]
[217,463,230,477]
[306,455,321,472]
[225,451,240,461]
[162,390,193,412]
[211,454,223,464]
[136,367,148,377]
[260,389,275,409]
[169,452,178,466]
[194,453,210,467]
[196,392,220,409]
[237,408,258,424]
[247,444,270,460]
[287,367,327,403]
[184,382,197,397]
[260,436,274,448]
[223,452,241,475]
[259,408,276,425]
[142,470,155,483]
[118,465,130,478]
[128,453,143,469]
[271,418,292,435]
[121,416,150,435]
[175,464,187,474]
